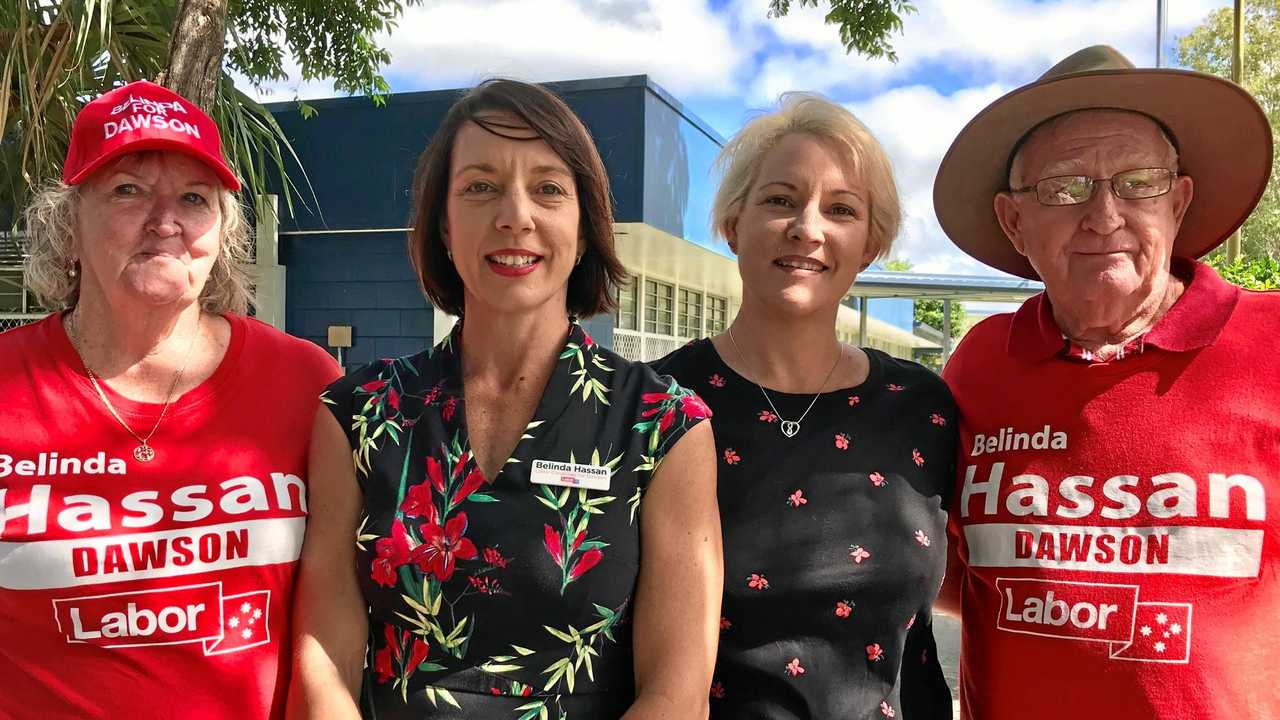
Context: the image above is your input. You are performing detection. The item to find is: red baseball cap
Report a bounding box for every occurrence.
[63,80,240,190]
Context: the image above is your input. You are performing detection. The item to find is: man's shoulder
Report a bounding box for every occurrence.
[238,315,339,371]
[1234,287,1280,317]
[1213,287,1280,357]
[943,311,1016,381]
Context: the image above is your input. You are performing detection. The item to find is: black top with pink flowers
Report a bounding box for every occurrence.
[655,340,956,720]
[323,322,709,719]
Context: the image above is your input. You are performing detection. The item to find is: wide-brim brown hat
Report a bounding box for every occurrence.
[934,45,1273,279]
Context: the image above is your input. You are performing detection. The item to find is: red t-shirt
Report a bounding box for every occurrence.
[0,313,339,719]
[943,260,1280,719]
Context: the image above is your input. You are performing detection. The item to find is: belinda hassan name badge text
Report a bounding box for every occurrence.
[530,460,611,491]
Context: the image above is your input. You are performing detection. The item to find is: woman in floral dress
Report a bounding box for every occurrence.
[288,80,721,719]
[654,95,956,719]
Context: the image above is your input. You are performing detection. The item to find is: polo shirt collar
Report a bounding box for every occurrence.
[1007,257,1240,361]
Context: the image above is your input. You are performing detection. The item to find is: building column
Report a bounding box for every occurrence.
[858,297,869,347]
[254,194,287,330]
[942,299,953,366]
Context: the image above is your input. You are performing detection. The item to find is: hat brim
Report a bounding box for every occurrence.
[63,137,241,191]
[933,69,1272,279]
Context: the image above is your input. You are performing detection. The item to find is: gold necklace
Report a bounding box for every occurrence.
[72,315,201,463]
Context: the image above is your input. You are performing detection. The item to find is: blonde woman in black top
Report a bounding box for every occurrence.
[656,94,956,719]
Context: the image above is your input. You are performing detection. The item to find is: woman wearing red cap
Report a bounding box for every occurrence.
[0,81,340,719]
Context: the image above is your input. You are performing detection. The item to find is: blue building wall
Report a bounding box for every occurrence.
[279,231,429,367]
[642,88,726,254]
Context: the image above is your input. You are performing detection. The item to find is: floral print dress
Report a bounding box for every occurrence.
[323,322,709,719]
[655,339,956,720]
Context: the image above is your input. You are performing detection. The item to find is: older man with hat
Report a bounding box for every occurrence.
[934,45,1280,719]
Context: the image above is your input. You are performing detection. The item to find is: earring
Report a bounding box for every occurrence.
[446,249,453,261]
[67,264,77,279]
[575,254,584,266]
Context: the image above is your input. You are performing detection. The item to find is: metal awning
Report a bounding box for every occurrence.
[851,270,1043,302]
[847,270,1043,364]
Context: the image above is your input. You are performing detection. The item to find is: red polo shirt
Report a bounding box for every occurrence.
[943,259,1280,720]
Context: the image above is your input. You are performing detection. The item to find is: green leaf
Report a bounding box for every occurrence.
[543,664,569,691]
[514,696,545,712]
[445,615,470,643]
[401,594,432,617]
[468,492,499,502]
[766,0,916,62]
[544,625,575,643]
[436,688,461,708]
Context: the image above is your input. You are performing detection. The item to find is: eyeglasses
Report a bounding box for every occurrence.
[1011,168,1177,206]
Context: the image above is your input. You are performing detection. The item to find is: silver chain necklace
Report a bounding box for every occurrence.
[726,326,843,438]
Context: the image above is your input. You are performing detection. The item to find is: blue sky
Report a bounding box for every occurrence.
[248,0,1235,278]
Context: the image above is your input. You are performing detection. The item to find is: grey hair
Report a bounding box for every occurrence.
[21,180,254,315]
[711,92,902,259]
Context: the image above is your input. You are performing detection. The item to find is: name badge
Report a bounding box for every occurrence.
[530,460,611,491]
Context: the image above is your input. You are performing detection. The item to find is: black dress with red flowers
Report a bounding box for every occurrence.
[322,322,709,719]
[655,339,956,720]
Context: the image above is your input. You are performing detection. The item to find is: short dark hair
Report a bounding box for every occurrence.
[407,79,627,318]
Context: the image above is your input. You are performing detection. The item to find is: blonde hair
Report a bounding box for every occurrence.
[21,180,254,314]
[711,93,901,259]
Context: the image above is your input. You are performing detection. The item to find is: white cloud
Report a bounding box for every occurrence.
[375,0,753,98]
[847,83,1012,276]
[741,0,1231,103]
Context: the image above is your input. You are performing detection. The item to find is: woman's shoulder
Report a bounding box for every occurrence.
[586,336,711,456]
[648,338,713,382]
[589,337,704,401]
[0,314,60,375]
[235,314,341,376]
[323,348,436,403]
[0,313,55,350]
[863,347,954,406]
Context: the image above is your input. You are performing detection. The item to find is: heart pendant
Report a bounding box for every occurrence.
[780,420,800,438]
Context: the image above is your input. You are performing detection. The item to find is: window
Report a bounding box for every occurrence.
[644,279,674,335]
[678,288,703,338]
[705,295,728,335]
[615,280,638,330]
